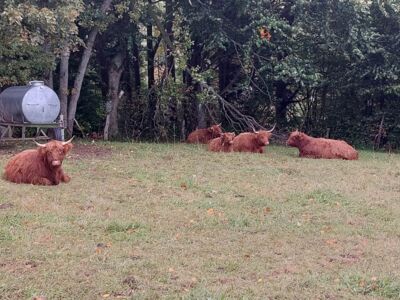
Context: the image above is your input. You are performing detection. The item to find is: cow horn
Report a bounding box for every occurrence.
[62,136,74,145]
[34,140,46,148]
[266,123,276,133]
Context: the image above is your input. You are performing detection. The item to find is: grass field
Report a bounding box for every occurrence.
[1,141,400,299]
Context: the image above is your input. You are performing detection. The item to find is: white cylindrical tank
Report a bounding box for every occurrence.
[0,81,60,124]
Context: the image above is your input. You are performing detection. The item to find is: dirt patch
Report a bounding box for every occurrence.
[0,260,40,275]
[0,203,14,209]
[69,143,113,160]
[0,143,30,157]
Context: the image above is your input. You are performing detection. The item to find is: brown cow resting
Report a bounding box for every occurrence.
[286,131,358,160]
[232,130,273,153]
[3,139,74,185]
[208,132,236,152]
[187,124,223,144]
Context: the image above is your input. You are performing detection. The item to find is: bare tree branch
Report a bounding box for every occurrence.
[148,3,274,132]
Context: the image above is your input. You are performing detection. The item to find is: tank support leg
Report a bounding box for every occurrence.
[7,125,12,138]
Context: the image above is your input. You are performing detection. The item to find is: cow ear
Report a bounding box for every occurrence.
[38,146,48,155]
[63,143,73,154]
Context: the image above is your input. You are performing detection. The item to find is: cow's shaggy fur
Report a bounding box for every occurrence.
[232,131,272,153]
[208,132,236,152]
[3,140,73,185]
[187,124,223,144]
[286,131,358,160]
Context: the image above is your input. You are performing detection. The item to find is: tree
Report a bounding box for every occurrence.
[67,0,114,134]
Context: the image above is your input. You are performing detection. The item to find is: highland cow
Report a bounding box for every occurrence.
[187,124,223,144]
[208,132,236,152]
[232,127,274,153]
[286,131,358,160]
[3,138,74,185]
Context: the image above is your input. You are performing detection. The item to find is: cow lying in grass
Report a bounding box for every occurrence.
[208,132,236,152]
[3,138,74,185]
[232,126,275,153]
[187,124,223,144]
[286,131,358,160]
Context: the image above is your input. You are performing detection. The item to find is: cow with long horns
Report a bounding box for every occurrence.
[187,124,223,144]
[286,131,358,160]
[232,126,275,153]
[3,138,74,185]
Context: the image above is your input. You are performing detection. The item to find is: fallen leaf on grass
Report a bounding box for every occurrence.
[325,239,338,246]
[96,243,111,254]
[320,226,333,234]
[263,207,272,215]
[207,208,215,216]
[207,208,224,218]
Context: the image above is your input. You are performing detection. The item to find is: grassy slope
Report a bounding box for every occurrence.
[0,142,400,299]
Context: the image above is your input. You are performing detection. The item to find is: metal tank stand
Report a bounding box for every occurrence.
[0,115,64,142]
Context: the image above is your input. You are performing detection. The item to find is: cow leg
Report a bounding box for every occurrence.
[258,148,264,154]
[32,177,53,185]
[61,173,71,183]
[59,170,71,183]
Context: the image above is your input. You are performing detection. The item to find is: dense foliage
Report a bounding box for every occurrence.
[0,0,399,147]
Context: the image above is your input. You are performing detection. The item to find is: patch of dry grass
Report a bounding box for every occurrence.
[1,141,400,299]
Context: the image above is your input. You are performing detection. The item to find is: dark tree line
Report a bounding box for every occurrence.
[1,0,399,148]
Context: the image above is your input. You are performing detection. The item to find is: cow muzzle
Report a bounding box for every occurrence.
[52,160,61,166]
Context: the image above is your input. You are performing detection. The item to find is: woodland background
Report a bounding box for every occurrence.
[0,0,399,147]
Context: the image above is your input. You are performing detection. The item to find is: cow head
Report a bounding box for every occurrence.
[221,132,236,145]
[35,138,74,168]
[255,130,272,146]
[286,130,304,147]
[208,124,223,138]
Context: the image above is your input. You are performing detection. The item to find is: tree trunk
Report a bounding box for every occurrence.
[132,39,141,94]
[275,80,292,128]
[146,16,156,129]
[59,46,70,124]
[43,39,54,89]
[197,103,207,128]
[183,39,202,131]
[103,52,125,140]
[67,0,113,134]
[165,0,175,80]
[44,71,53,89]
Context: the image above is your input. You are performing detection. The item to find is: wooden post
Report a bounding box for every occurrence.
[7,125,12,138]
[59,114,65,141]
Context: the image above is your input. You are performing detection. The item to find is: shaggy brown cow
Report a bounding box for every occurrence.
[208,132,236,152]
[187,124,223,144]
[3,138,74,185]
[232,127,274,153]
[286,131,358,160]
